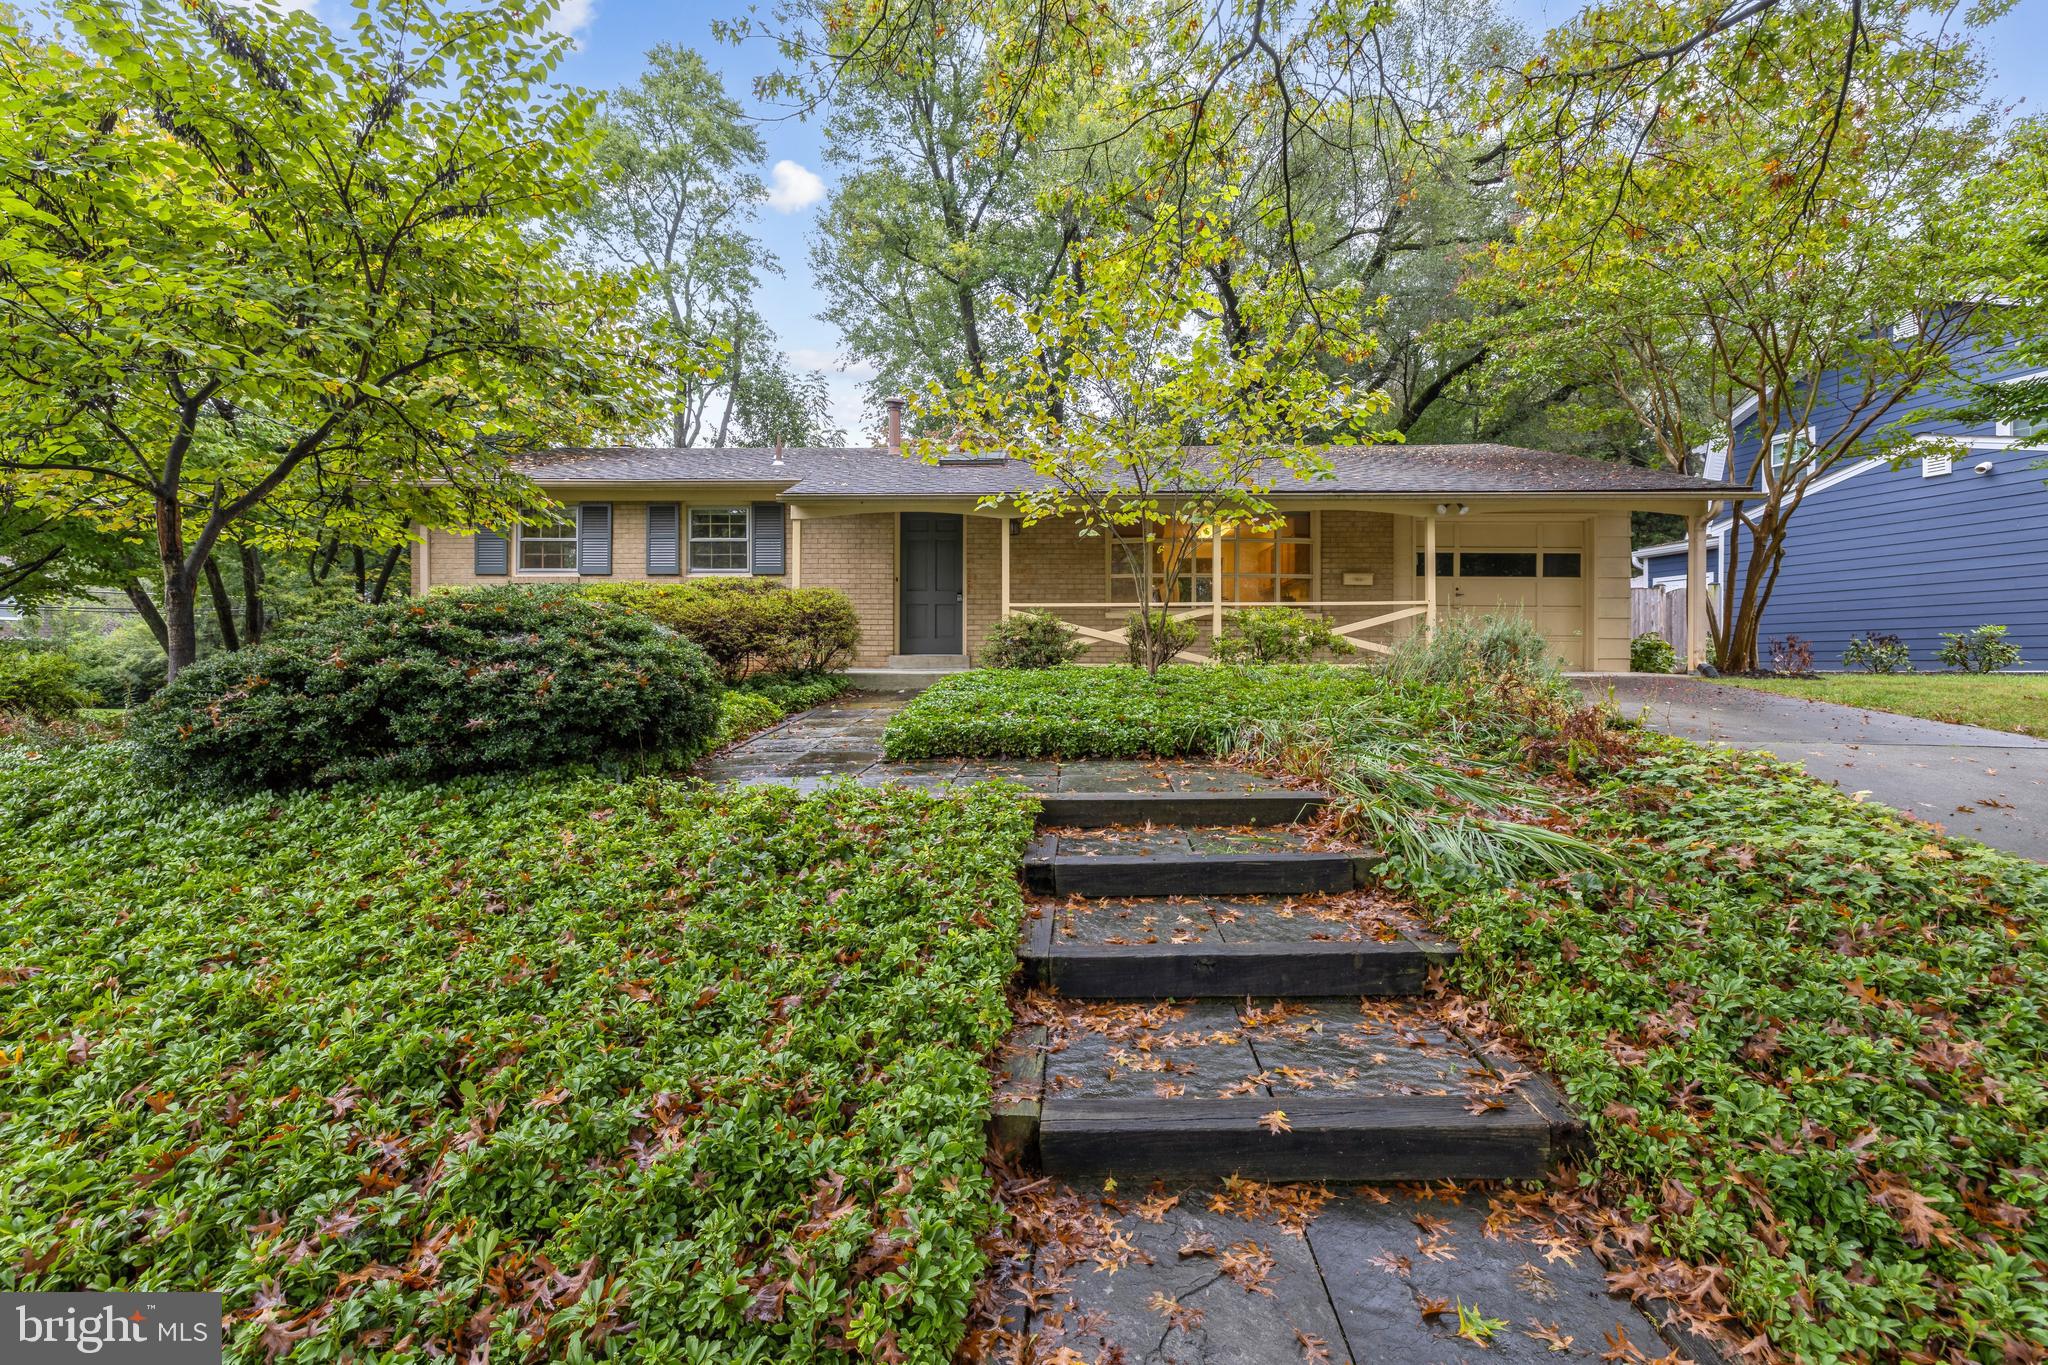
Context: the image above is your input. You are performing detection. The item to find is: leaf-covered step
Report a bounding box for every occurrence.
[1033,789,1328,829]
[1023,827,1378,897]
[1020,892,1456,997]
[993,995,1572,1181]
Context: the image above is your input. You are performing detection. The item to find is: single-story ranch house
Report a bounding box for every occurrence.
[413,412,1731,676]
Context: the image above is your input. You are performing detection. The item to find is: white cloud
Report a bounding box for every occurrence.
[764,160,826,213]
[547,0,595,39]
[785,347,875,381]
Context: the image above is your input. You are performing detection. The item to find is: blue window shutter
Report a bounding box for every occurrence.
[473,530,509,576]
[646,504,680,575]
[751,503,786,576]
[578,504,612,576]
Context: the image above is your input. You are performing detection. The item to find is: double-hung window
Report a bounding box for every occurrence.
[517,511,579,573]
[688,506,751,573]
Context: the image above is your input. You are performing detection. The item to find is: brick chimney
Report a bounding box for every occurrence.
[884,396,905,454]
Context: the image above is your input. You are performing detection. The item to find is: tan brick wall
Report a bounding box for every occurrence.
[422,502,668,590]
[1314,510,1410,652]
[963,516,1001,663]
[796,512,897,666]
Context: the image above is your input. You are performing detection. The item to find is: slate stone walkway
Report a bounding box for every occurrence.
[702,692,1713,1363]
[991,1178,1690,1364]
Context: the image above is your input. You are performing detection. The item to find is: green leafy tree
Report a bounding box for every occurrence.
[911,208,1390,674]
[575,44,832,447]
[1468,0,2013,672]
[0,0,658,677]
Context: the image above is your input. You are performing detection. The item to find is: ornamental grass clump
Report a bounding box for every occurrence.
[130,585,720,788]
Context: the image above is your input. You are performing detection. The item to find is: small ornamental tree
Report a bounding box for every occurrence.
[0,0,668,678]
[1471,0,2020,673]
[910,207,1391,675]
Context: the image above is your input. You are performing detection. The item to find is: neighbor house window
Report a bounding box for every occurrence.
[517,512,579,573]
[688,506,751,572]
[1109,514,1313,604]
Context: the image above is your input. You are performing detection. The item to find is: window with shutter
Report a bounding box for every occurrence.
[751,503,786,576]
[473,530,510,576]
[577,503,613,576]
[646,504,681,575]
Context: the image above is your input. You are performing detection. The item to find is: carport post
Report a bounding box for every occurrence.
[1685,513,1708,670]
[1000,514,1013,621]
[1423,514,1439,634]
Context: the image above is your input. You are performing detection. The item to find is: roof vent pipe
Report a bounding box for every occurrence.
[884,396,905,455]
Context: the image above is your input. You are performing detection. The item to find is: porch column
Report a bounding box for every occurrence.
[999,515,1013,620]
[1685,512,1708,671]
[787,518,803,589]
[1211,529,1224,644]
[1423,514,1439,633]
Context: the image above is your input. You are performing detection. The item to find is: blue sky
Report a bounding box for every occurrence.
[327,0,2048,441]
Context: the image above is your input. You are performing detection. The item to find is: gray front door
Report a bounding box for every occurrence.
[900,513,964,654]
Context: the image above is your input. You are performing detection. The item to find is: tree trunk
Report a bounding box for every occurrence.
[203,554,240,652]
[369,545,402,604]
[155,492,200,679]
[122,578,169,652]
[239,544,265,646]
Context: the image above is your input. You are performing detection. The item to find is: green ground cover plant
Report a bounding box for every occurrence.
[1713,673,2047,737]
[708,674,852,750]
[881,664,1419,759]
[0,742,1034,1362]
[131,586,721,789]
[1311,684,2048,1363]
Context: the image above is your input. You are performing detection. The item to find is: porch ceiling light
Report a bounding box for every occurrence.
[1435,503,1450,515]
[1457,503,1470,515]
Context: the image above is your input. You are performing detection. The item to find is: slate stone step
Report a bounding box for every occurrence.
[1034,789,1328,829]
[1020,893,1455,997]
[992,996,1575,1181]
[1024,828,1377,897]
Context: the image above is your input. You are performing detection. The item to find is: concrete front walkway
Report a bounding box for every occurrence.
[1581,674,2048,861]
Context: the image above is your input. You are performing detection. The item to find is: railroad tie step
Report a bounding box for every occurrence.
[1034,790,1328,829]
[1019,893,1456,999]
[990,996,1574,1183]
[1023,829,1377,898]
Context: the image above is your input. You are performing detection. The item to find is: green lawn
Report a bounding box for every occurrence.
[0,743,1031,1363]
[1711,673,2048,736]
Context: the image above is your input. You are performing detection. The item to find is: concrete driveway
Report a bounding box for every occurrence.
[1578,674,2048,862]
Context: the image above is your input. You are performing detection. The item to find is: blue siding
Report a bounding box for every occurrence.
[1638,544,1718,587]
[1707,332,2048,670]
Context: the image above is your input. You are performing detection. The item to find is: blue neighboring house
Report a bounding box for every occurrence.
[1634,332,2048,671]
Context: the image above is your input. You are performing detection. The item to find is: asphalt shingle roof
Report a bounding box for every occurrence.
[511,443,1733,498]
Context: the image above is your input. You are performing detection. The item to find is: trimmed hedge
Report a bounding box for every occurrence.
[130,586,720,788]
[882,664,1417,759]
[584,581,860,682]
[0,744,1035,1362]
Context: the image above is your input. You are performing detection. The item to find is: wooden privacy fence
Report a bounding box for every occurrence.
[1632,585,1688,655]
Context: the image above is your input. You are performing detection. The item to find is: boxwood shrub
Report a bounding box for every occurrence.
[129,586,719,788]
[584,581,860,682]
[0,744,1034,1362]
[882,664,1422,759]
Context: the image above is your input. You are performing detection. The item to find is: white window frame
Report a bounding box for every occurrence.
[687,505,752,575]
[1761,426,1816,482]
[1994,370,2048,445]
[515,507,580,575]
[1106,515,1315,605]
